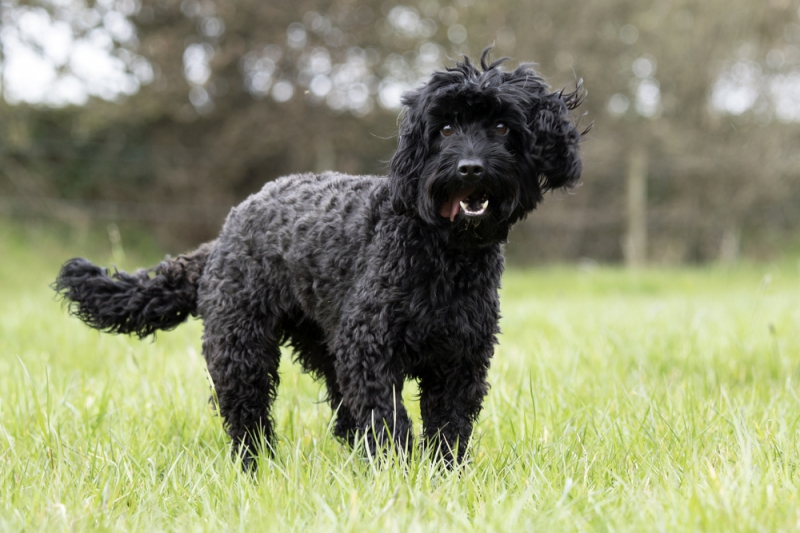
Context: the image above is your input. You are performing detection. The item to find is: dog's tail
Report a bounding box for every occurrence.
[53,242,215,338]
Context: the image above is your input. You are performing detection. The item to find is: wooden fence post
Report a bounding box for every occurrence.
[624,145,648,268]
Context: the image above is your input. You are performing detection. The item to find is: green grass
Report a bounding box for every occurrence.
[1,220,800,532]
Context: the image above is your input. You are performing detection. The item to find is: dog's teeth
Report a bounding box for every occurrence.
[460,199,489,216]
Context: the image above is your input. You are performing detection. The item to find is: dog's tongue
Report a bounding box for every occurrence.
[440,188,475,222]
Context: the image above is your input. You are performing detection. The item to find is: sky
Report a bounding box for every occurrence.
[0,0,151,106]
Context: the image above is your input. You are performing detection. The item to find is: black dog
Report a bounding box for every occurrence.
[55,50,584,469]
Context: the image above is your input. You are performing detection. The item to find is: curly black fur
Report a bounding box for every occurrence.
[55,49,585,470]
[55,243,213,338]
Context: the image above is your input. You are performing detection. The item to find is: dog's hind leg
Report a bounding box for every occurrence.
[201,303,282,471]
[305,356,359,445]
[283,316,358,444]
[313,357,358,445]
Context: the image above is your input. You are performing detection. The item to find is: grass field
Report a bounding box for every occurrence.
[1,221,799,532]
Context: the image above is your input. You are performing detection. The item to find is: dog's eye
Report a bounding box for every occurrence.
[441,125,454,137]
[494,123,509,135]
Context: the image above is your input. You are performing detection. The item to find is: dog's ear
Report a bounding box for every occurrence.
[528,86,584,192]
[510,74,585,219]
[389,90,429,214]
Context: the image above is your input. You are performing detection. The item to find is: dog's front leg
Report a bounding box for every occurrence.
[333,315,413,457]
[419,357,490,466]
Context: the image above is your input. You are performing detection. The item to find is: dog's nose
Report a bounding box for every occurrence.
[457,159,485,179]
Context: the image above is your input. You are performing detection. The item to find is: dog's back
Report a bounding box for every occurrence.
[198,172,389,331]
[54,172,388,340]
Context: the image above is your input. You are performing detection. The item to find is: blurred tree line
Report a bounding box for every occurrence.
[1,0,799,263]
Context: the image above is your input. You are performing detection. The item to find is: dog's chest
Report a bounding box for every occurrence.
[401,249,502,365]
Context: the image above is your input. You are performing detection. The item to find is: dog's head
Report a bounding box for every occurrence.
[389,49,585,248]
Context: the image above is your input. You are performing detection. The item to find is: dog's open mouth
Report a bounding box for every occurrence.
[440,188,490,222]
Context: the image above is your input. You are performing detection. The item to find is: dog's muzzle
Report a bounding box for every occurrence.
[439,158,492,222]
